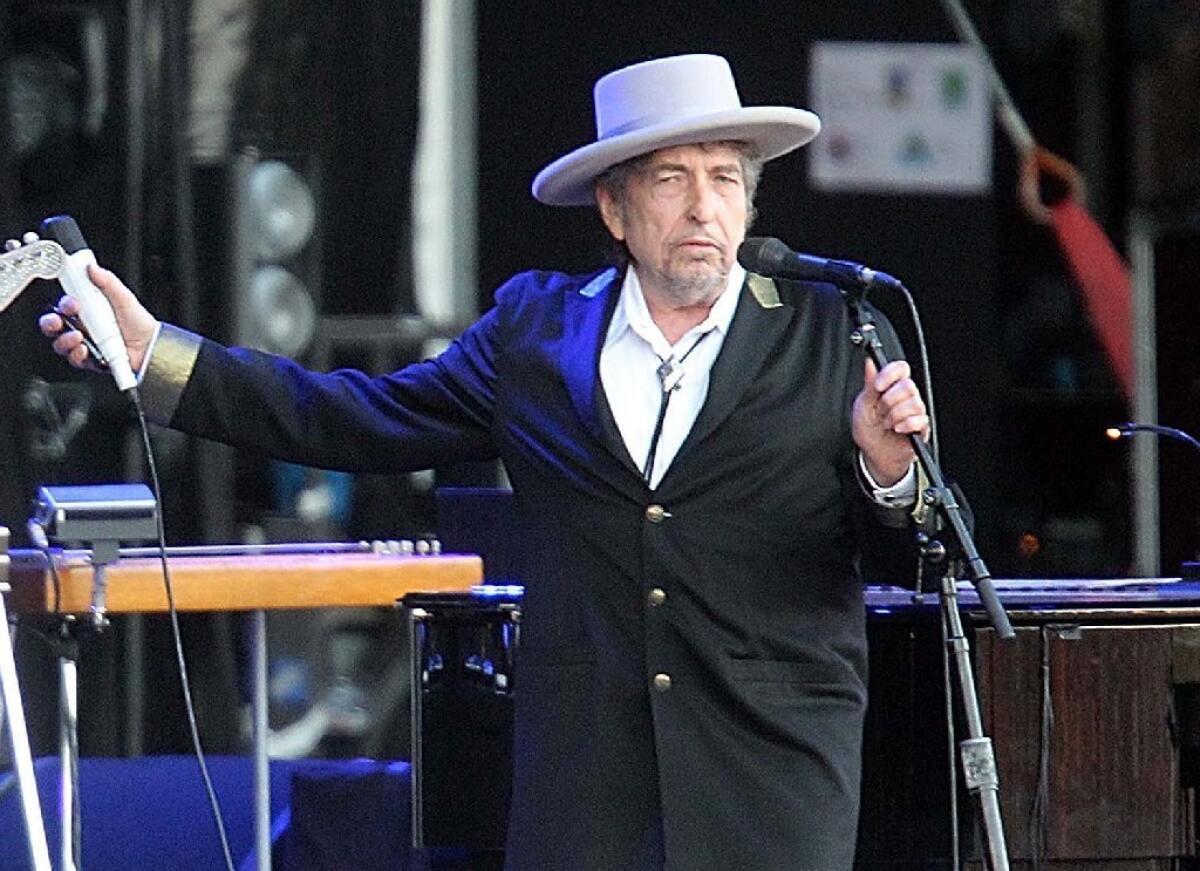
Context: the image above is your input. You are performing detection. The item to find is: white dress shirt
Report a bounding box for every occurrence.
[599,263,917,500]
[600,265,742,489]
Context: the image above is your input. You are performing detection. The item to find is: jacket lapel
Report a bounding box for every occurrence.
[559,268,642,477]
[669,273,794,469]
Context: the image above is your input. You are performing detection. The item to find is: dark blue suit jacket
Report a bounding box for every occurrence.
[166,267,918,870]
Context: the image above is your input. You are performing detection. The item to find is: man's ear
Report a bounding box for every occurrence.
[595,186,625,241]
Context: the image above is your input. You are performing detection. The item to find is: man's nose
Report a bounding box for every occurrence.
[687,180,719,223]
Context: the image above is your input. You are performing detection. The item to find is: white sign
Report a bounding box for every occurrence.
[808,42,991,194]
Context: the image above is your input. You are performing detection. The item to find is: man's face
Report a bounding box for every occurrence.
[598,143,749,307]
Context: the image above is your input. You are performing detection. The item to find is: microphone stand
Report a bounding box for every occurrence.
[842,287,1014,870]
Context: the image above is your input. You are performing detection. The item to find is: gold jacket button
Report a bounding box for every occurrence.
[652,673,672,692]
[645,504,668,523]
[647,588,667,607]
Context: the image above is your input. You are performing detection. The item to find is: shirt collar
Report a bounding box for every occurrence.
[604,261,746,354]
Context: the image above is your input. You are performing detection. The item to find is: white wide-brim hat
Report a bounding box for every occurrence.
[532,53,821,207]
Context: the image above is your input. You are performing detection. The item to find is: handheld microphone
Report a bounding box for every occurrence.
[40,215,137,393]
[737,236,904,292]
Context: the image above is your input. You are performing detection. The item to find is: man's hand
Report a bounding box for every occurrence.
[852,358,929,486]
[38,264,159,373]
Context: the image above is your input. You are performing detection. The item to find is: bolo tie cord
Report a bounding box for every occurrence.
[642,328,714,487]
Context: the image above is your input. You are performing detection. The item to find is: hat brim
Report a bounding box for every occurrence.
[531,106,820,207]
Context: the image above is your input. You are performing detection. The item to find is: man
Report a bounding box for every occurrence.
[44,54,928,870]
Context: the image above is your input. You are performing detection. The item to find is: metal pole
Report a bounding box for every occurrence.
[941,574,1009,869]
[1127,212,1160,576]
[252,609,271,870]
[0,572,52,871]
[58,647,80,871]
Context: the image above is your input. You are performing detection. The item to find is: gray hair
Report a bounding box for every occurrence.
[595,140,763,220]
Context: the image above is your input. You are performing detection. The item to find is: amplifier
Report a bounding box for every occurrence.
[404,586,522,852]
[402,580,1200,865]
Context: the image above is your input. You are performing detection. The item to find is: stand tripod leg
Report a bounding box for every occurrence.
[942,575,1010,870]
[0,592,52,871]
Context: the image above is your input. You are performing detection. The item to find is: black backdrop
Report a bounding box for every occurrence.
[0,0,1145,793]
[1,0,1138,593]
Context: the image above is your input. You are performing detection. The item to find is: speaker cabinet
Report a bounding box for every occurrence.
[407,591,519,853]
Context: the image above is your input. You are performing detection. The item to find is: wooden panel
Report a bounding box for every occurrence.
[4,550,482,614]
[975,624,1045,857]
[977,624,1189,860]
[1045,626,1179,855]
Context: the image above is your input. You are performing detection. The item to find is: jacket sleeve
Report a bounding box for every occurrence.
[139,300,505,474]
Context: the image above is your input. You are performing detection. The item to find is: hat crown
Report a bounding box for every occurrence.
[532,53,819,206]
[594,54,742,141]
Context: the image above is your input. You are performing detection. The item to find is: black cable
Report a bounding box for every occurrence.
[26,519,61,614]
[877,281,958,862]
[129,386,235,871]
[642,329,714,487]
[885,282,941,595]
[894,282,939,464]
[5,611,55,651]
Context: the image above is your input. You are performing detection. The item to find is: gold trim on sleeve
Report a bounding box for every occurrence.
[138,324,202,424]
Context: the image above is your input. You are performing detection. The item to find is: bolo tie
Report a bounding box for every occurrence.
[642,328,714,487]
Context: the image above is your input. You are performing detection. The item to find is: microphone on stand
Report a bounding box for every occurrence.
[1108,421,1200,578]
[737,236,905,292]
